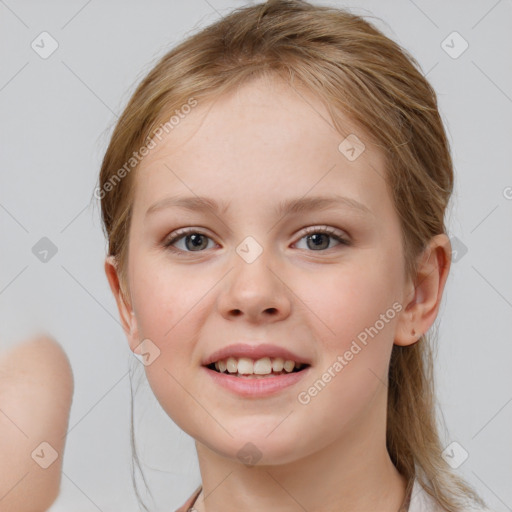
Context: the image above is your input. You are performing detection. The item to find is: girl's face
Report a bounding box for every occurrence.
[108,76,418,465]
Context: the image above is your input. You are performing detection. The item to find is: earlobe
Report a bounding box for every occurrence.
[104,255,139,352]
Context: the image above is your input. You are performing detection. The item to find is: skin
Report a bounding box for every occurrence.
[105,75,451,512]
[0,336,74,512]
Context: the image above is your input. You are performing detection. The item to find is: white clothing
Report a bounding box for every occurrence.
[176,478,494,511]
[409,478,494,512]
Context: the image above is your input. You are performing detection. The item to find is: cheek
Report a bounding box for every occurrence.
[296,255,400,347]
[294,255,402,417]
[129,255,203,341]
[128,255,214,379]
[294,261,400,423]
[129,259,205,430]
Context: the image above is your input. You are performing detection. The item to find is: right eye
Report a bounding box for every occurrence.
[163,228,217,254]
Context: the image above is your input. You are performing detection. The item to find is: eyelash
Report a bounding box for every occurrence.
[162,226,351,256]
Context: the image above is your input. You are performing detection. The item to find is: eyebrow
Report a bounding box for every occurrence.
[145,194,374,218]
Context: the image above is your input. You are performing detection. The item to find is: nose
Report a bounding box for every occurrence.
[216,253,292,324]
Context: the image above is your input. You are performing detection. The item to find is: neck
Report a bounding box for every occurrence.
[191,388,408,512]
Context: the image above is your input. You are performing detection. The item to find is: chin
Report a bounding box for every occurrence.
[203,429,306,467]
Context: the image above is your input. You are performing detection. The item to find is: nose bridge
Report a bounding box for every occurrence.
[217,235,291,321]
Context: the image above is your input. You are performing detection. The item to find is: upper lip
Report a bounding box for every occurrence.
[202,343,312,367]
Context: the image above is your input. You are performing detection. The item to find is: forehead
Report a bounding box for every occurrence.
[133,76,391,219]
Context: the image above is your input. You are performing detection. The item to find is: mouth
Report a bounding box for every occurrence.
[205,359,310,378]
[200,344,312,396]
[202,358,312,397]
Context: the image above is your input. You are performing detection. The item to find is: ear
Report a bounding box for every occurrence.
[104,255,140,353]
[394,234,452,347]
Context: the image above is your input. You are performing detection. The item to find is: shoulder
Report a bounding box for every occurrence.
[409,479,495,512]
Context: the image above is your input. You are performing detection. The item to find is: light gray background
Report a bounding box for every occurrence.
[0,1,511,511]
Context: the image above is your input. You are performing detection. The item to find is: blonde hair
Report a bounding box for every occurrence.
[97,1,487,510]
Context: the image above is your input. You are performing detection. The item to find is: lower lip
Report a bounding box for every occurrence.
[202,366,311,398]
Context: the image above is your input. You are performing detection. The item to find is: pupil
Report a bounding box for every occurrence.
[186,234,207,251]
[308,233,328,250]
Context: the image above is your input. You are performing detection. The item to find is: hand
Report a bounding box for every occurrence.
[0,336,74,512]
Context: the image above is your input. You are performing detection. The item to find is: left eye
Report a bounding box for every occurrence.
[294,226,350,251]
[163,226,350,254]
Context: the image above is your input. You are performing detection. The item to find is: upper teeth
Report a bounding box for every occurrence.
[213,357,303,375]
